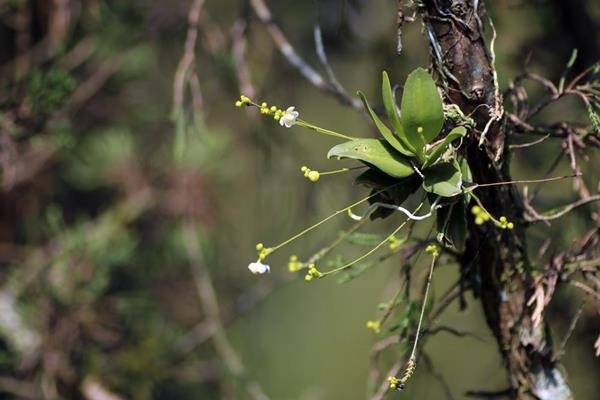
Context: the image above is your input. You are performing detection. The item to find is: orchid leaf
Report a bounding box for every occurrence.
[423,162,462,197]
[401,68,444,147]
[381,71,416,155]
[328,139,414,178]
[423,126,467,168]
[358,91,414,157]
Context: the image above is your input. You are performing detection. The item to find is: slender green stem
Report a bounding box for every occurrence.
[406,251,438,373]
[296,119,356,140]
[378,285,405,327]
[303,218,368,267]
[241,99,357,140]
[469,190,503,226]
[319,166,367,176]
[269,183,403,253]
[322,202,425,276]
[462,174,578,193]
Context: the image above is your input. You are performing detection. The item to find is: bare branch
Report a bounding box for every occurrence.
[173,0,206,116]
[232,19,256,100]
[313,25,362,109]
[182,224,270,400]
[523,190,600,222]
[249,0,362,109]
[554,300,587,360]
[570,280,600,303]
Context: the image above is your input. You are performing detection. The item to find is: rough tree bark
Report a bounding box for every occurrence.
[418,1,572,399]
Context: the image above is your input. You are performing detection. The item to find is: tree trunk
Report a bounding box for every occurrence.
[419,2,572,399]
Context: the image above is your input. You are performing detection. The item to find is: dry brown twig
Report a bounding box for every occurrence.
[248,0,362,109]
[173,0,206,117]
[370,361,401,400]
[232,19,256,101]
[182,224,270,400]
[522,187,600,222]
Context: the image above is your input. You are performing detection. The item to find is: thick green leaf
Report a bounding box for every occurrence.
[436,202,467,252]
[328,139,414,178]
[358,91,414,157]
[423,126,467,168]
[381,71,416,155]
[401,68,444,147]
[423,162,463,197]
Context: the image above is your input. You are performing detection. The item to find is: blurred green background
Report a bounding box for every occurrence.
[0,0,599,399]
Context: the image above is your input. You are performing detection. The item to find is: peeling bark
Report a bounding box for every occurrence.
[418,1,572,399]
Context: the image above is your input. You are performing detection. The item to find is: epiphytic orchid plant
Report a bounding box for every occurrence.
[235,68,514,391]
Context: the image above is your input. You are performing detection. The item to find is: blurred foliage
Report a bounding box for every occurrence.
[27,69,76,114]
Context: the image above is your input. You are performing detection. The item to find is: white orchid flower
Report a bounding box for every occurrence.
[279,106,299,128]
[248,261,271,274]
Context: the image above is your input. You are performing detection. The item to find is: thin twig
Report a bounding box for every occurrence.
[422,351,456,400]
[313,25,362,109]
[183,224,270,400]
[523,192,600,222]
[465,174,578,191]
[508,134,551,149]
[173,0,206,116]
[231,19,256,100]
[249,0,324,87]
[570,281,600,303]
[554,300,587,361]
[249,0,361,109]
[423,325,483,342]
[370,362,401,400]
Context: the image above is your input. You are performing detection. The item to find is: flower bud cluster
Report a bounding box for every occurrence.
[304,264,323,281]
[300,166,320,182]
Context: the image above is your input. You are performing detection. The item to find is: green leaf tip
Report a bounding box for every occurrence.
[357,91,414,157]
[401,68,445,147]
[381,71,416,156]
